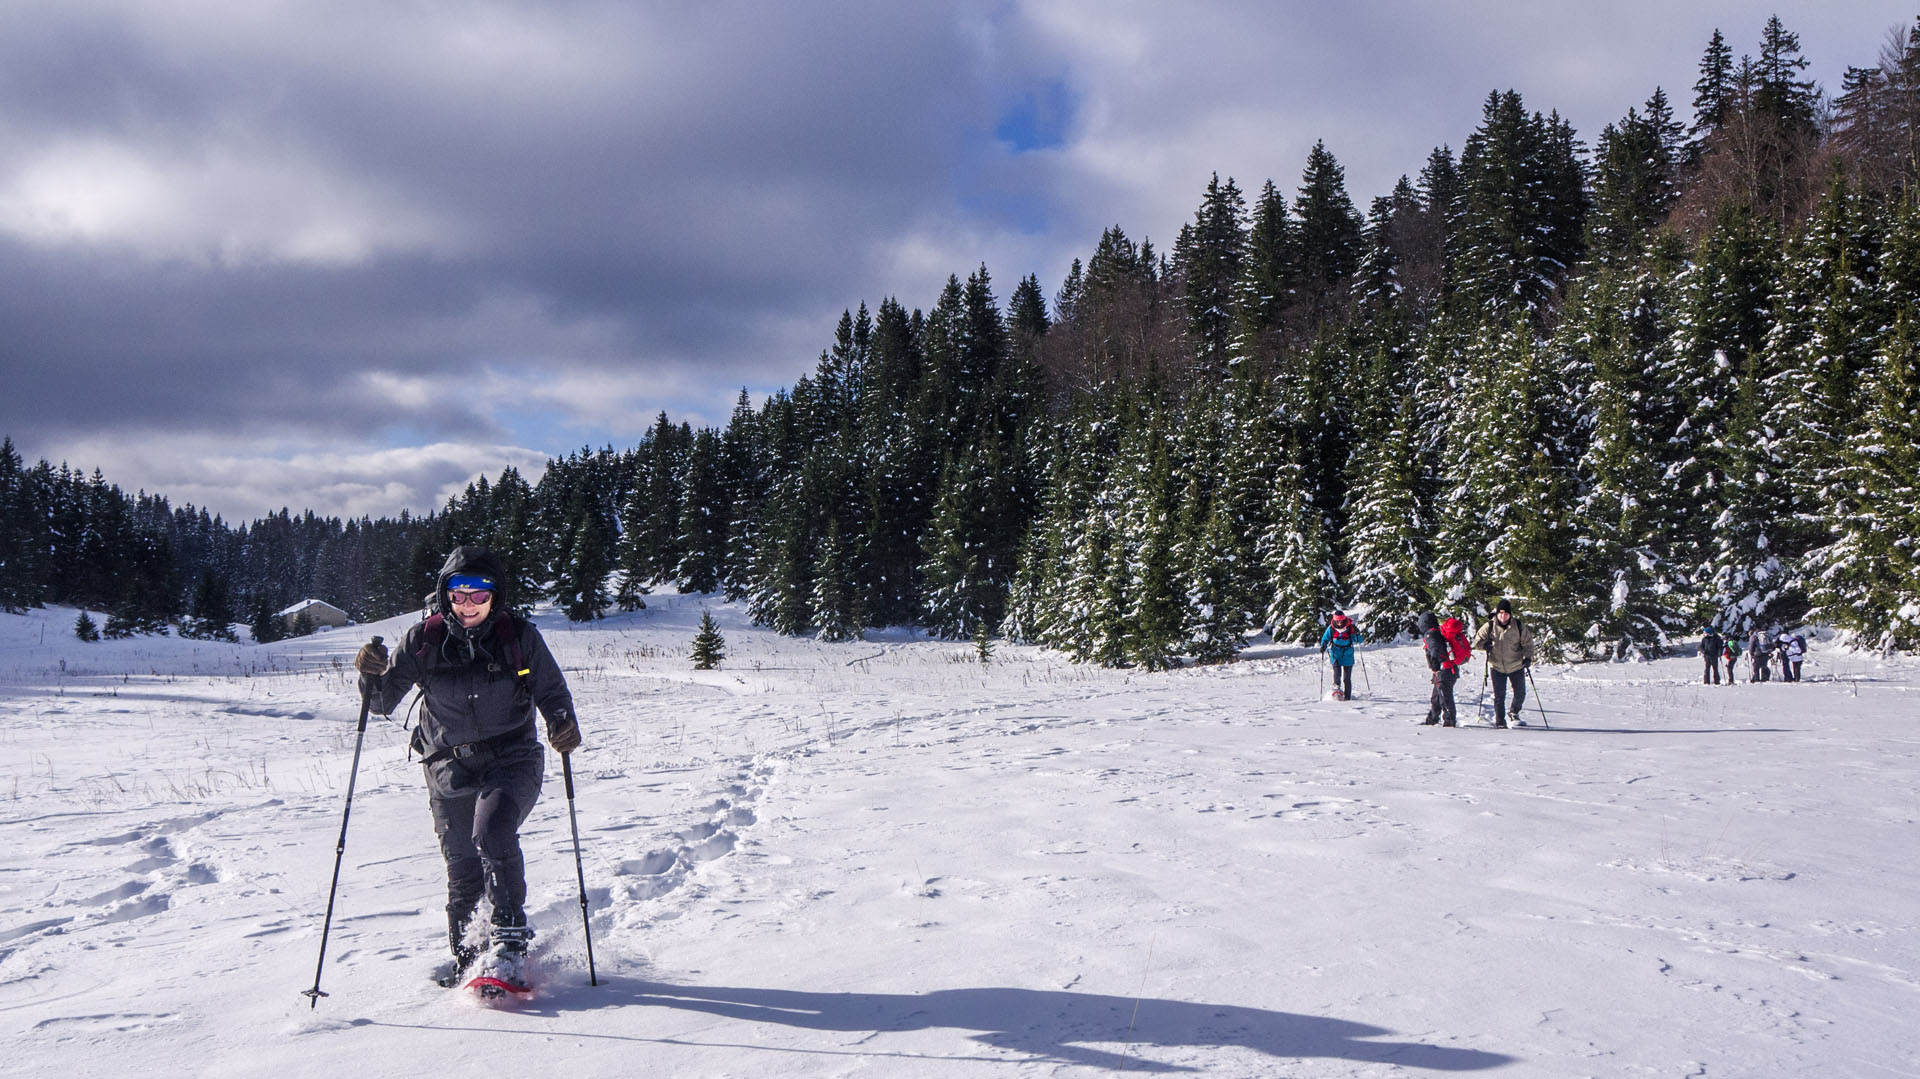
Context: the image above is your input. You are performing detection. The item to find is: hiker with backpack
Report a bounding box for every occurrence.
[351,545,583,992]
[1419,612,1471,727]
[1319,609,1365,700]
[1720,636,1739,684]
[1747,628,1771,682]
[1777,630,1805,682]
[1472,599,1535,726]
[1698,626,1725,685]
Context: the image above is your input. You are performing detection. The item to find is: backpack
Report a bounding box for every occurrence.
[1440,617,1471,668]
[1792,634,1806,653]
[414,611,532,698]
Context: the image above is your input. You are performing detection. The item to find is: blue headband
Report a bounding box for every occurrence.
[447,573,496,591]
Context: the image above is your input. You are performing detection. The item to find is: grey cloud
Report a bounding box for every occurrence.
[1,0,1910,522]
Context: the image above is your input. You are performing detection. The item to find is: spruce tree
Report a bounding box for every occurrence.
[1174,173,1248,379]
[691,610,727,669]
[1293,142,1365,325]
[811,517,863,642]
[557,508,611,622]
[74,610,100,642]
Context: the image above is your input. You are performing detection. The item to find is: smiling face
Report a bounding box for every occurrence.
[447,587,493,628]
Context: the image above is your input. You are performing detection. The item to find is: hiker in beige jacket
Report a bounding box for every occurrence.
[1472,598,1535,727]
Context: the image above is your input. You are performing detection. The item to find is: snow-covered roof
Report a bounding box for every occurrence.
[274,598,348,618]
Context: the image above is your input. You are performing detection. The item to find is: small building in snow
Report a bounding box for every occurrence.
[276,599,352,634]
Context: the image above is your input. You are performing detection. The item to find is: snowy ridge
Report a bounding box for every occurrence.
[1,598,1916,1076]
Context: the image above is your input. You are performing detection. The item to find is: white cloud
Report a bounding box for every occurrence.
[0,135,463,266]
[34,431,549,521]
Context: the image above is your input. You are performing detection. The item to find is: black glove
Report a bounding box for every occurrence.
[1319,645,1328,655]
[547,712,582,755]
[354,637,389,676]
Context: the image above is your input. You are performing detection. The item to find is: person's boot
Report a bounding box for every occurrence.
[449,914,479,972]
[475,923,534,989]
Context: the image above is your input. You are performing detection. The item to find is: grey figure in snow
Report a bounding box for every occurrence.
[354,546,583,990]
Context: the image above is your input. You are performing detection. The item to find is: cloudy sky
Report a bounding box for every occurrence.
[2,1,1910,522]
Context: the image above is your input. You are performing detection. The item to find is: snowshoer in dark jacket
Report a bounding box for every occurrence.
[1472,599,1534,726]
[1319,610,1364,700]
[1419,612,1463,727]
[1747,629,1770,682]
[1699,627,1724,685]
[354,545,583,991]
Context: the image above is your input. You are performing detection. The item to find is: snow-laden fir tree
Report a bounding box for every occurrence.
[557,506,611,622]
[1561,246,1690,656]
[1764,176,1885,572]
[811,517,863,642]
[691,609,726,669]
[1260,439,1338,645]
[1342,388,1429,637]
[1115,409,1185,669]
[1807,305,1920,649]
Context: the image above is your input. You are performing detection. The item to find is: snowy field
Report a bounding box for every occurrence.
[1,597,1915,1078]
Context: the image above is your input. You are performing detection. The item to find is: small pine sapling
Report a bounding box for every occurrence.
[974,622,994,665]
[74,610,100,642]
[692,610,726,670]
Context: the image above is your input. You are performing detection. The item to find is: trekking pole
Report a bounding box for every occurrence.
[1317,658,1324,702]
[1358,651,1373,699]
[1476,661,1491,723]
[1525,666,1550,729]
[561,752,599,986]
[303,638,380,1009]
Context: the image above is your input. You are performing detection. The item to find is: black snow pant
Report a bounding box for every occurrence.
[1331,662,1353,698]
[426,737,545,945]
[1702,656,1720,684]
[1751,653,1770,682]
[1427,669,1458,725]
[1491,669,1526,719]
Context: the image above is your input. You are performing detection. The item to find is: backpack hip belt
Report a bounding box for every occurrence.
[419,721,537,766]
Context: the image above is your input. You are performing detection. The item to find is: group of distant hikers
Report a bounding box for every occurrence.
[1317,598,1535,728]
[1696,625,1806,685]
[1317,601,1811,729]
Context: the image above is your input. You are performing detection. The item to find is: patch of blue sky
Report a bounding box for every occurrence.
[994,79,1075,152]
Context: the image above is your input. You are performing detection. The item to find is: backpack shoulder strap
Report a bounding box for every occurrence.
[416,613,448,667]
[494,613,532,686]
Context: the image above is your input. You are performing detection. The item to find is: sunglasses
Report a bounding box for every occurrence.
[448,589,494,607]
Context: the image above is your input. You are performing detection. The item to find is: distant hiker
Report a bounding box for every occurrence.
[1721,637,1739,684]
[353,545,584,992]
[1472,599,1534,726]
[1419,613,1469,727]
[1747,629,1770,682]
[1778,630,1805,683]
[1698,626,1724,685]
[1319,609,1364,700]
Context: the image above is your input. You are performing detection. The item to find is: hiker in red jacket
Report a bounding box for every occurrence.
[1419,612,1471,727]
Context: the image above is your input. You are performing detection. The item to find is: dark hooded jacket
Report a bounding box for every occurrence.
[368,546,575,757]
[1419,613,1451,675]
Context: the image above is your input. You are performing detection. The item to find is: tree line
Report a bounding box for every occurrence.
[3,15,1917,657]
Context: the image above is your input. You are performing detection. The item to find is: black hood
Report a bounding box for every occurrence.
[1416,612,1438,633]
[436,545,510,608]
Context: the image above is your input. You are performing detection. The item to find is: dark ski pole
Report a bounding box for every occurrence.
[1475,660,1491,723]
[561,752,598,986]
[304,638,380,1008]
[1357,651,1372,699]
[1525,666,1550,729]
